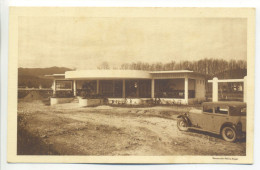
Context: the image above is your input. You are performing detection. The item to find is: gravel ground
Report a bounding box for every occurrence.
[17,100,246,156]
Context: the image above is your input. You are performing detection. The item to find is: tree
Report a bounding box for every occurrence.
[97,62,110,70]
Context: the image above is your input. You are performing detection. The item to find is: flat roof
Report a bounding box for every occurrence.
[46,69,205,79]
[65,70,152,80]
[45,74,65,78]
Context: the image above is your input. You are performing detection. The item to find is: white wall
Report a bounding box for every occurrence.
[195,79,206,100]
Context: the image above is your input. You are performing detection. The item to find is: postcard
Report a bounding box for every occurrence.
[8,7,255,163]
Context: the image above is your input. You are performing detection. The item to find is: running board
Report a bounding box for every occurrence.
[188,127,219,134]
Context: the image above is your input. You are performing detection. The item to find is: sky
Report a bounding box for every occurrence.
[18,17,247,69]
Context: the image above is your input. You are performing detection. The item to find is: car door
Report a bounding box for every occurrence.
[199,111,216,132]
[188,105,214,130]
[210,106,229,134]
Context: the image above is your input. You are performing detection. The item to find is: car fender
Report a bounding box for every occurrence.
[220,122,238,134]
[177,113,191,126]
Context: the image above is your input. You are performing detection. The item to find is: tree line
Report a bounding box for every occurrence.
[98,59,247,77]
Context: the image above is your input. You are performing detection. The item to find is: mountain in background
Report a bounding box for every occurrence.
[18,67,73,88]
[19,67,73,77]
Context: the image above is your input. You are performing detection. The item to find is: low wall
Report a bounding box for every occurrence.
[156,98,187,105]
[155,98,205,105]
[79,98,103,107]
[50,97,74,105]
[107,98,204,105]
[108,98,153,105]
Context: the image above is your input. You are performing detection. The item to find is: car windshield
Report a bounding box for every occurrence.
[229,106,246,116]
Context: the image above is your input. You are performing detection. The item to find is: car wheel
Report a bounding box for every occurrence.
[221,126,237,142]
[177,118,189,131]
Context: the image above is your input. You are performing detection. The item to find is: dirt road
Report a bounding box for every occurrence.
[17,100,246,156]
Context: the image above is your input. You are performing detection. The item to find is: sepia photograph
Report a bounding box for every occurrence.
[7,7,255,163]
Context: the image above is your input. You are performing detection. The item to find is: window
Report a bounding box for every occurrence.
[99,80,122,98]
[214,106,228,114]
[56,80,72,90]
[229,106,245,116]
[203,106,213,113]
[155,79,185,99]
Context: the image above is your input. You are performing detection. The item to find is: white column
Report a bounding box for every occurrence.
[243,76,247,103]
[73,80,76,96]
[184,77,188,104]
[96,80,99,94]
[212,77,218,102]
[53,80,56,95]
[122,80,126,98]
[151,79,155,98]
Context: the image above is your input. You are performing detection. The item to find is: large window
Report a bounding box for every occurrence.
[155,79,196,98]
[114,80,123,97]
[99,80,122,98]
[125,80,151,98]
[139,80,151,98]
[56,80,72,90]
[155,79,184,98]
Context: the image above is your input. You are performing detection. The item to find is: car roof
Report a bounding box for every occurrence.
[202,101,246,107]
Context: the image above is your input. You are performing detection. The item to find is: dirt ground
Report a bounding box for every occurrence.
[17,100,246,156]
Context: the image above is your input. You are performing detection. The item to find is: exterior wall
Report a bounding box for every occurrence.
[50,97,74,105]
[195,78,206,101]
[188,79,196,90]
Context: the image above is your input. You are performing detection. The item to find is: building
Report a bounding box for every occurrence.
[46,70,206,105]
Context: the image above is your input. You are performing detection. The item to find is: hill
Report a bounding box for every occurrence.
[18,67,73,88]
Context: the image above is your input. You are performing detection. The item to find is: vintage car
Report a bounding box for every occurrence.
[177,102,246,142]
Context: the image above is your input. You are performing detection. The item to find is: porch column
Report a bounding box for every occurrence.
[212,77,218,102]
[151,79,155,98]
[122,79,126,98]
[243,76,247,103]
[113,80,115,97]
[53,80,56,95]
[73,80,76,96]
[184,77,188,104]
[96,80,99,94]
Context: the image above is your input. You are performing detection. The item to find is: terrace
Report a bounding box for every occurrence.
[46,70,206,106]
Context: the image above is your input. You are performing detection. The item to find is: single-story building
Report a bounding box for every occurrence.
[46,70,206,105]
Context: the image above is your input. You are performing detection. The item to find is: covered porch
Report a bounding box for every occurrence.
[48,70,206,105]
